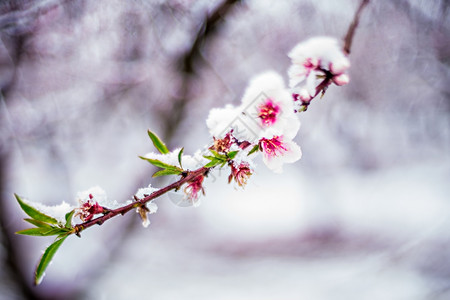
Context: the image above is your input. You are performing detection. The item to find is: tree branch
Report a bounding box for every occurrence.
[74,167,209,234]
[343,0,370,55]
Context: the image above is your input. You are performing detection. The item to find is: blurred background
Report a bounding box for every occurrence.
[0,0,449,299]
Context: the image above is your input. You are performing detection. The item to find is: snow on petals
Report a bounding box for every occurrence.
[206,105,241,139]
[288,36,350,105]
[240,71,300,140]
[259,135,302,173]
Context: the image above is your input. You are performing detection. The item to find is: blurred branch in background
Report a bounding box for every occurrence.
[75,2,242,299]
[343,0,369,55]
[390,0,450,105]
[162,0,240,146]
[1,1,75,299]
[1,0,242,299]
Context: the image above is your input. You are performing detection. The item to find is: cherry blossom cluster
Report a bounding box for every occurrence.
[75,36,350,225]
[15,35,351,286]
[206,71,302,174]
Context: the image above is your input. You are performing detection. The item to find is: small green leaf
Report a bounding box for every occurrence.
[147,130,169,154]
[208,149,222,158]
[16,227,68,237]
[203,155,217,161]
[24,218,52,228]
[227,150,239,160]
[15,194,58,225]
[152,168,183,178]
[247,145,260,156]
[139,157,182,171]
[35,236,67,285]
[205,159,221,168]
[178,147,184,168]
[206,149,228,161]
[64,210,75,228]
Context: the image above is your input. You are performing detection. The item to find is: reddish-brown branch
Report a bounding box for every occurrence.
[343,0,370,55]
[298,0,370,112]
[74,167,209,234]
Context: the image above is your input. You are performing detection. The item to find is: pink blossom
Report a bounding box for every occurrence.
[332,73,350,86]
[288,37,351,101]
[240,72,300,140]
[259,135,302,173]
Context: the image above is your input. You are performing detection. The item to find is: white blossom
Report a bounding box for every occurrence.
[239,71,300,140]
[288,36,350,98]
[259,135,302,173]
[206,71,300,143]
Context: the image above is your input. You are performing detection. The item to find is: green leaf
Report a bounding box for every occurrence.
[16,227,68,237]
[147,130,169,154]
[139,157,183,171]
[208,149,222,159]
[247,144,260,156]
[35,236,67,285]
[15,194,58,225]
[203,155,217,161]
[24,218,52,228]
[178,147,184,168]
[205,159,221,168]
[227,150,239,160]
[64,210,75,228]
[152,168,183,178]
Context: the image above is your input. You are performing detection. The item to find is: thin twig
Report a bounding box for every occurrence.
[343,0,370,55]
[74,167,209,234]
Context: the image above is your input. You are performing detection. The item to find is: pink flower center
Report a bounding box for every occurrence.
[77,200,104,222]
[259,136,287,158]
[258,98,280,126]
[211,131,233,153]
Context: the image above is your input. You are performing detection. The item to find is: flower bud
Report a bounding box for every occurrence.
[329,58,350,74]
[299,89,312,102]
[332,74,350,86]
